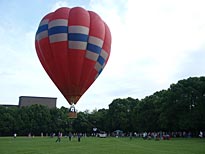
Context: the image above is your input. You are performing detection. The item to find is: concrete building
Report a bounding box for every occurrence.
[19,96,57,109]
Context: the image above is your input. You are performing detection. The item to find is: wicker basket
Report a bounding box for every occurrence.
[68,112,77,118]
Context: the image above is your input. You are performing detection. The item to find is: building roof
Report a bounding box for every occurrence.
[19,96,57,109]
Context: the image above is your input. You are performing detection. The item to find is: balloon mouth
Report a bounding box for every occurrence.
[66,95,81,105]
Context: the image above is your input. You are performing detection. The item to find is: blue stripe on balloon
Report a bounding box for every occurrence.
[37,25,48,34]
[48,26,68,35]
[87,43,102,54]
[68,33,88,42]
[98,68,102,74]
[97,56,105,65]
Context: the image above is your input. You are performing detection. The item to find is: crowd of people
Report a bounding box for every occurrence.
[138,131,204,140]
[108,131,204,140]
[12,130,203,142]
[55,132,82,142]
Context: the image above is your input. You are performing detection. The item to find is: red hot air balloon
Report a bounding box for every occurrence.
[35,7,111,108]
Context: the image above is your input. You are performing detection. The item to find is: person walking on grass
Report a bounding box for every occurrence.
[56,132,61,142]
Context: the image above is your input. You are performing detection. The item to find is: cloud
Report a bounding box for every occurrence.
[50,0,87,11]
[50,1,69,11]
[75,0,205,110]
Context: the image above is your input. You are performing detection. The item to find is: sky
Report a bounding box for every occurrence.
[1,0,205,111]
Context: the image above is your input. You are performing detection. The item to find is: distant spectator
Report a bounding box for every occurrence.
[69,132,72,141]
[129,132,133,140]
[14,133,17,138]
[143,132,147,139]
[199,131,203,138]
[56,132,61,142]
[28,133,31,138]
[78,133,81,142]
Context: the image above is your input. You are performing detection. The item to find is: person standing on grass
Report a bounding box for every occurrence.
[78,133,81,142]
[14,133,17,138]
[199,131,203,138]
[129,132,133,140]
[56,132,61,142]
[69,132,72,141]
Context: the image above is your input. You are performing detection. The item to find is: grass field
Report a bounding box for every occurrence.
[0,136,204,154]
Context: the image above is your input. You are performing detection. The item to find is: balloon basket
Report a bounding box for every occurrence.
[68,105,77,118]
[68,112,77,118]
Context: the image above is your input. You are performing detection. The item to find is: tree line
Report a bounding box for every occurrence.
[0,77,205,136]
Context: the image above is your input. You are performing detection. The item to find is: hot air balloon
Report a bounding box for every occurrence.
[35,7,111,117]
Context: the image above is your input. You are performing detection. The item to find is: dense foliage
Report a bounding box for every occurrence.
[0,77,205,136]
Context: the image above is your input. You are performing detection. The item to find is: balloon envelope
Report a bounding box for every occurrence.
[35,7,111,105]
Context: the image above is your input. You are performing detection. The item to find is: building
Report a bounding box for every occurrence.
[19,96,57,109]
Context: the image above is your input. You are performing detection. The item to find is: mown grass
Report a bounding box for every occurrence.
[0,136,204,154]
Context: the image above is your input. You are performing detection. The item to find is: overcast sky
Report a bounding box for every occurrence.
[1,0,205,111]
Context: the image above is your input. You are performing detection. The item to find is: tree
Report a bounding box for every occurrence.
[0,76,205,136]
[108,98,138,132]
[89,108,109,132]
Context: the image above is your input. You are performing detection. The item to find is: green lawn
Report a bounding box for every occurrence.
[0,136,204,154]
